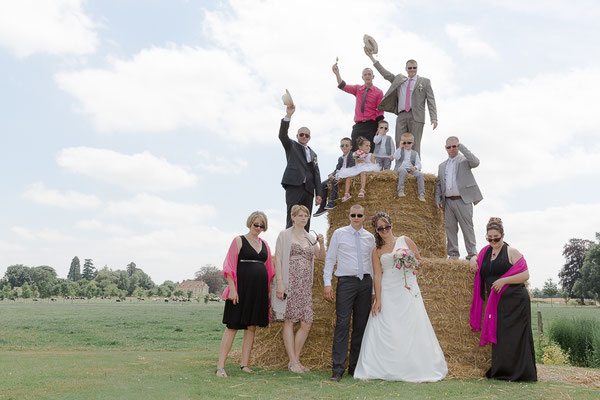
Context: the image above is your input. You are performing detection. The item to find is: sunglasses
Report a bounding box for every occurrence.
[376,225,392,233]
[379,126,389,130]
[445,145,458,149]
[298,133,311,138]
[350,213,364,218]
[253,223,265,229]
[486,237,502,243]
[402,141,413,145]
[407,67,417,70]
[340,143,350,147]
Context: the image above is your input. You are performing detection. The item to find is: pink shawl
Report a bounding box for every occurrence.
[221,237,275,301]
[470,245,528,346]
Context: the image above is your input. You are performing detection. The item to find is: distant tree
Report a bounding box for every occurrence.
[82,259,96,280]
[543,278,559,304]
[94,269,120,292]
[67,256,82,281]
[573,233,600,301]
[127,262,137,276]
[117,270,129,291]
[133,286,146,298]
[531,287,542,298]
[187,289,193,300]
[83,281,100,299]
[129,269,154,292]
[559,238,594,298]
[21,282,33,299]
[4,264,31,287]
[37,281,53,299]
[194,264,226,294]
[173,289,184,297]
[103,283,120,297]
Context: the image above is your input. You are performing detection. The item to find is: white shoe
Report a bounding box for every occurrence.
[418,194,426,202]
[397,190,405,198]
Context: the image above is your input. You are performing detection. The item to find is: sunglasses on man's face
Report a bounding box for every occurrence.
[376,225,392,233]
[402,141,413,145]
[298,133,311,138]
[445,145,458,149]
[253,223,265,229]
[486,237,502,243]
[407,67,417,70]
[350,213,364,218]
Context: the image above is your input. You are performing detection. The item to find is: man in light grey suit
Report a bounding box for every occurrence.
[435,136,483,260]
[365,48,437,155]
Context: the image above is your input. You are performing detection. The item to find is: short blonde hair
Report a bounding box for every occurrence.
[246,211,268,231]
[401,132,414,140]
[291,204,310,218]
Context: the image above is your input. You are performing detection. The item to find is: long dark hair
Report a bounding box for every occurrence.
[372,211,392,249]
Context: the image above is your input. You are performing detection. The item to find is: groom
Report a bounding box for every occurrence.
[323,204,375,381]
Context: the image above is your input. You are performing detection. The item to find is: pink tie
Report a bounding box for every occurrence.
[405,78,412,112]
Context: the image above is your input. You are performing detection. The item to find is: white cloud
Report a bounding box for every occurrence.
[57,147,197,191]
[11,226,74,242]
[23,182,102,209]
[0,0,98,58]
[197,150,248,174]
[445,23,497,59]
[106,193,216,226]
[73,219,131,236]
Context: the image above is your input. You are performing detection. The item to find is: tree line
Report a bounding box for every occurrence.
[556,233,600,303]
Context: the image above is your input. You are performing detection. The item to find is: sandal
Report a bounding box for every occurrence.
[341,193,352,202]
[288,361,305,374]
[240,365,254,373]
[216,368,227,377]
[300,364,310,373]
[358,189,366,198]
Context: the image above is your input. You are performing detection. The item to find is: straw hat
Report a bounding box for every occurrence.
[363,34,378,54]
[282,89,294,106]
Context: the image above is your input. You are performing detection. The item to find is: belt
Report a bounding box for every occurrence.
[446,196,462,200]
[356,119,375,123]
[239,259,265,263]
[339,273,371,278]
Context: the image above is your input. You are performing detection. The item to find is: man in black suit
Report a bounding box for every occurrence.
[279,104,323,231]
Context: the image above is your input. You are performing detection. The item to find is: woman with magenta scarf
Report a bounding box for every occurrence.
[216,211,275,378]
[469,217,537,382]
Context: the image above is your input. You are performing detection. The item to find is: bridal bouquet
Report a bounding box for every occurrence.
[392,248,420,290]
[352,149,369,161]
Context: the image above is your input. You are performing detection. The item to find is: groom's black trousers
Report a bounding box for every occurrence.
[332,274,372,375]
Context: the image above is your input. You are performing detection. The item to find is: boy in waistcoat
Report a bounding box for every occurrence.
[392,132,425,202]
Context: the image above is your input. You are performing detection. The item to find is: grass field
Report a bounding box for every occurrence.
[0,299,599,399]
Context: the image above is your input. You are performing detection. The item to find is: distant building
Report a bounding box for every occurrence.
[175,280,209,298]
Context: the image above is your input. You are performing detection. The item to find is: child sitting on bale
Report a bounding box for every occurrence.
[337,136,381,201]
[392,132,425,202]
[372,120,394,170]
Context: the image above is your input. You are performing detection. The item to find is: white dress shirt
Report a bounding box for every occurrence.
[397,75,418,112]
[373,135,393,158]
[323,225,375,287]
[445,156,460,196]
[392,148,422,171]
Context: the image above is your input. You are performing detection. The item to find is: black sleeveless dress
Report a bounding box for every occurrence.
[480,243,537,381]
[222,236,269,330]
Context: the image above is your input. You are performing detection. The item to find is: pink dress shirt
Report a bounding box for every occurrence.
[339,82,384,122]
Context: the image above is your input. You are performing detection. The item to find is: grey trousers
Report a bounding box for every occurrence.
[443,197,477,259]
[395,110,425,155]
[375,157,391,170]
[331,275,372,375]
[397,168,425,194]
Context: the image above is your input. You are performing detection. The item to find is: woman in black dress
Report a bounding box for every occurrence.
[216,211,275,377]
[470,217,537,381]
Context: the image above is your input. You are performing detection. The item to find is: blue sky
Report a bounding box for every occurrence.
[1,0,599,288]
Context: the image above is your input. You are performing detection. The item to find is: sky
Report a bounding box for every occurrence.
[1,0,599,289]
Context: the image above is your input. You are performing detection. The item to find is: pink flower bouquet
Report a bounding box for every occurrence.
[392,248,420,290]
[352,149,369,161]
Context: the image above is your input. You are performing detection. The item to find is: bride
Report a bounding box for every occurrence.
[353,211,447,382]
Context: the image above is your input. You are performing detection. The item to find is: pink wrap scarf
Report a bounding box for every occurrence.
[470,245,528,346]
[221,237,275,301]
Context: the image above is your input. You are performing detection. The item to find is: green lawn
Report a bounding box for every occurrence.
[0,299,598,399]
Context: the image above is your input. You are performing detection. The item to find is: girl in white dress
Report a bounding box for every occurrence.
[353,212,447,382]
[336,136,380,202]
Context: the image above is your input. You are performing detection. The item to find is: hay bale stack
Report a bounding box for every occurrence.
[251,171,490,378]
[326,170,446,258]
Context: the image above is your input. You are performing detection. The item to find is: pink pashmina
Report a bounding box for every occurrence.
[221,237,275,301]
[470,245,528,346]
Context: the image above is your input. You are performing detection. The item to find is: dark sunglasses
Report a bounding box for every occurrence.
[340,143,350,147]
[379,126,389,130]
[376,225,392,233]
[350,213,364,218]
[298,133,311,138]
[253,223,265,229]
[402,141,413,145]
[486,237,502,243]
[445,145,458,149]
[407,66,417,70]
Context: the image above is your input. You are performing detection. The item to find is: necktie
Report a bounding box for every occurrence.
[355,230,364,280]
[405,78,412,112]
[361,87,369,113]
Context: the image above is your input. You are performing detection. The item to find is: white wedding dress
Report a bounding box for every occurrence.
[353,236,448,382]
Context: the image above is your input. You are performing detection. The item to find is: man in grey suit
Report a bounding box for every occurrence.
[435,136,483,260]
[365,48,437,155]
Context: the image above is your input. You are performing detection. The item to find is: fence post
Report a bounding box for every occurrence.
[537,311,543,334]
